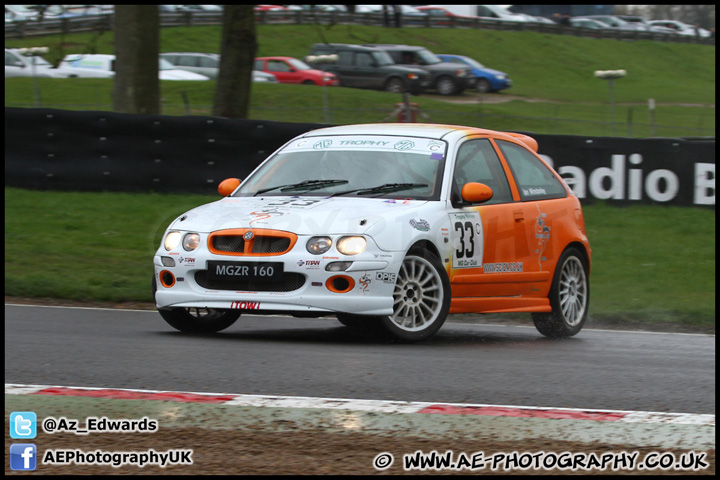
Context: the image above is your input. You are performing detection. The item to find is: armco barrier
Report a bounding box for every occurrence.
[4,108,715,207]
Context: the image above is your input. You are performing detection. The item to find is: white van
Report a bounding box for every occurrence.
[5,48,79,78]
[61,54,210,80]
[59,54,116,78]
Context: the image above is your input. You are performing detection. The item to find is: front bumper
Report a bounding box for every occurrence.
[153,234,401,316]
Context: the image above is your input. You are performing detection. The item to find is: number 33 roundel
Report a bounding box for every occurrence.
[450,212,483,269]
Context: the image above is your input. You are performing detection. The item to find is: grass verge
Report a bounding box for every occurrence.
[4,188,715,331]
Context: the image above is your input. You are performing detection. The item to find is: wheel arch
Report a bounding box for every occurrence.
[407,239,441,259]
[564,241,591,273]
[384,75,405,88]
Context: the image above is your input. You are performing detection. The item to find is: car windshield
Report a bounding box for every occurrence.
[287,58,312,70]
[372,51,395,66]
[25,55,52,67]
[234,135,448,200]
[158,58,176,70]
[456,56,484,69]
[416,49,442,65]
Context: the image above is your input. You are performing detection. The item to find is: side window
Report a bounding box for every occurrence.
[476,6,493,17]
[177,56,196,67]
[496,140,567,201]
[267,60,290,72]
[336,51,352,65]
[253,59,264,70]
[198,56,216,68]
[453,139,513,205]
[162,55,177,64]
[387,51,402,63]
[355,52,374,67]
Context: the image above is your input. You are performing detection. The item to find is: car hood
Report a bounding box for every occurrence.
[383,64,428,75]
[474,67,506,76]
[160,69,209,80]
[420,62,472,74]
[169,196,430,236]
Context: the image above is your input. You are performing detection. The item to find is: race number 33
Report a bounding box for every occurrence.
[450,212,483,268]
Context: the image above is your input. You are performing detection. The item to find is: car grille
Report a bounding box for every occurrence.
[208,229,296,256]
[194,271,306,292]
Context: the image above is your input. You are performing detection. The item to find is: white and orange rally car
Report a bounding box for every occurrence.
[153,123,591,342]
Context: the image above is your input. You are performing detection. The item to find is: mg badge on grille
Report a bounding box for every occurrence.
[244,231,254,240]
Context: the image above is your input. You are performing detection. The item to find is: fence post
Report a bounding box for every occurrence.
[648,98,656,137]
[181,91,190,115]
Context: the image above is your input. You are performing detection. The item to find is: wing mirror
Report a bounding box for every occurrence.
[218,178,241,196]
[461,182,493,203]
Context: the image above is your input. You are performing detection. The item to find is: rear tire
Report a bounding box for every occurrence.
[532,248,589,338]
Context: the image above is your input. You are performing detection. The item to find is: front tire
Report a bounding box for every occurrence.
[384,77,405,93]
[436,76,458,95]
[476,78,491,93]
[378,248,451,342]
[159,308,240,333]
[532,248,589,338]
[152,276,240,333]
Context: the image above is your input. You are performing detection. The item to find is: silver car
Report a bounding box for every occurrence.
[161,52,277,83]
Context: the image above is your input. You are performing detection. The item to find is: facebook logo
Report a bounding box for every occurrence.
[10,444,37,471]
[10,411,37,439]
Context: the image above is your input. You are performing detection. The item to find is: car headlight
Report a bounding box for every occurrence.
[307,236,332,255]
[183,233,201,251]
[164,231,182,251]
[337,236,366,255]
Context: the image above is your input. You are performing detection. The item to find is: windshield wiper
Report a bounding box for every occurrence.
[254,179,348,196]
[332,183,427,197]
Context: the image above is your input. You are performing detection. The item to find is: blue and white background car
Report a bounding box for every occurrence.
[437,54,512,93]
[154,123,590,342]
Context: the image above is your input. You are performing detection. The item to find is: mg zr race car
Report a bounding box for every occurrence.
[153,123,591,342]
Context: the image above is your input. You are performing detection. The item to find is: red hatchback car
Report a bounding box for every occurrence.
[254,56,339,86]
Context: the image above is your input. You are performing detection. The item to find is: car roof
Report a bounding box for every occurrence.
[364,44,425,51]
[296,123,539,151]
[63,54,115,60]
[311,43,386,52]
[161,52,219,57]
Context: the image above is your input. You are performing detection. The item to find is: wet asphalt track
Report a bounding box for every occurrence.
[4,304,715,415]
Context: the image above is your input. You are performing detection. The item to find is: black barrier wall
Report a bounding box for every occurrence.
[4,108,715,207]
[4,108,332,194]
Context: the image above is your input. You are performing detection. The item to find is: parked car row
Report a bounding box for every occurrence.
[6,44,512,96]
[5,49,273,83]
[306,43,511,95]
[568,14,711,37]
